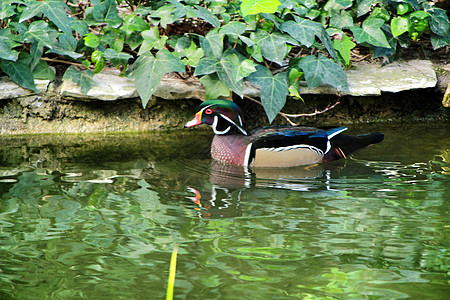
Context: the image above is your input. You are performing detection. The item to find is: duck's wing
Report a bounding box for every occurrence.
[244,127,347,167]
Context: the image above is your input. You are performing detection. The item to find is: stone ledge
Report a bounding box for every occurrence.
[0,59,442,102]
[58,71,260,101]
[298,60,437,96]
[56,59,441,100]
[0,77,50,100]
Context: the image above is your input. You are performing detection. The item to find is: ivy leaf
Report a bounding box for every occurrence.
[20,0,72,34]
[32,60,55,81]
[391,16,409,37]
[215,53,244,97]
[180,42,204,67]
[240,0,281,17]
[298,54,348,91]
[123,13,149,35]
[84,33,100,48]
[194,57,219,77]
[48,33,83,60]
[194,5,220,28]
[238,59,257,79]
[129,49,185,108]
[351,18,391,48]
[148,5,177,28]
[332,34,356,66]
[220,21,247,37]
[103,0,123,28]
[324,0,353,11]
[102,29,125,52]
[71,19,89,37]
[281,19,338,61]
[239,35,255,47]
[199,29,223,59]
[23,20,55,48]
[247,64,288,123]
[167,0,189,20]
[63,65,94,95]
[0,60,38,93]
[372,25,397,59]
[29,42,44,70]
[92,50,105,74]
[139,27,168,55]
[195,50,254,98]
[430,32,450,50]
[0,1,20,19]
[356,0,381,17]
[0,36,19,61]
[103,48,132,68]
[330,9,354,29]
[199,74,230,100]
[427,8,450,37]
[255,30,288,65]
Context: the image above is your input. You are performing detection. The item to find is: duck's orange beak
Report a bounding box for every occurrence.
[184,111,203,127]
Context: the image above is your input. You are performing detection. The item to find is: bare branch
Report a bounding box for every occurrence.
[281,100,340,118]
[245,96,341,126]
[40,57,90,69]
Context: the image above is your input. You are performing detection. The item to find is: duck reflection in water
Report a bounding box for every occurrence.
[186,160,337,219]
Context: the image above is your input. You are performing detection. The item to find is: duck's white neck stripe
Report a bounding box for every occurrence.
[212,115,231,135]
[219,113,248,136]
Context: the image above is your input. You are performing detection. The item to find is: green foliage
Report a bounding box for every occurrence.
[128,49,185,108]
[0,0,448,122]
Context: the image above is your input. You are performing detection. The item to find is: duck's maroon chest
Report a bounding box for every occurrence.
[211,135,247,166]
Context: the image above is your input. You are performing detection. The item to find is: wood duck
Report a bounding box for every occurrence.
[185,99,384,167]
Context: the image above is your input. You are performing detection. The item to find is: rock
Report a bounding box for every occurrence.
[153,78,205,100]
[0,77,50,100]
[0,60,439,103]
[298,59,437,96]
[59,70,262,101]
[60,71,139,101]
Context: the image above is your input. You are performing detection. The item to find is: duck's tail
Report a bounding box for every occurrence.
[323,132,384,162]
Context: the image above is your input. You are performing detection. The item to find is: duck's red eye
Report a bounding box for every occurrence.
[204,108,213,114]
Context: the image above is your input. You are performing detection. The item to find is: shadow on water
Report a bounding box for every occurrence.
[0,123,449,299]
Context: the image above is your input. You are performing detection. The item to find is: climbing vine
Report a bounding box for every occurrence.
[0,0,449,122]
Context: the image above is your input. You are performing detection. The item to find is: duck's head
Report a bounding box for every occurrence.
[185,99,249,136]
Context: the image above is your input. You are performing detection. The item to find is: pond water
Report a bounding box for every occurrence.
[0,123,449,299]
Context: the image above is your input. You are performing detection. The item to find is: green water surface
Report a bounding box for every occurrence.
[0,123,449,299]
